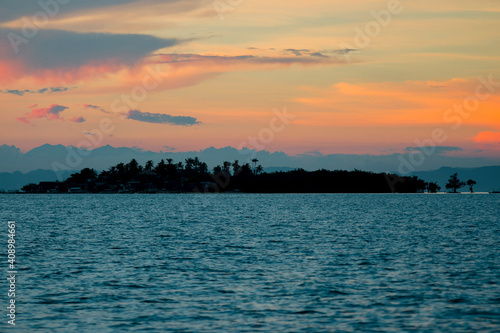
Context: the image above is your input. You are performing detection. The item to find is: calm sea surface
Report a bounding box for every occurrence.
[1,194,499,332]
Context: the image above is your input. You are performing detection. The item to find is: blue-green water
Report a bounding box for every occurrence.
[1,194,499,332]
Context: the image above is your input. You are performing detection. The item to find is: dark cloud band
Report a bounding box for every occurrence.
[126,110,200,126]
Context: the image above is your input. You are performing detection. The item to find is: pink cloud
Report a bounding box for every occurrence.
[17,104,68,124]
[16,117,31,124]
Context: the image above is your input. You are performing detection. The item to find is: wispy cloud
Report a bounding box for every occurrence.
[327,49,358,55]
[163,146,176,151]
[282,48,356,58]
[309,52,328,58]
[125,110,200,126]
[69,116,86,123]
[283,48,310,56]
[405,146,463,155]
[154,52,341,67]
[83,104,110,114]
[0,87,71,96]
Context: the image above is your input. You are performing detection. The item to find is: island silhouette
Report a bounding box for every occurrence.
[20,158,475,194]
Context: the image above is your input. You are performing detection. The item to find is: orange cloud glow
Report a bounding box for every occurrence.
[473,131,500,144]
[295,78,500,128]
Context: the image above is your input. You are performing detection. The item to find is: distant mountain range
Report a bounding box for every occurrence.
[0,169,73,191]
[411,166,500,193]
[0,144,499,191]
[2,143,500,173]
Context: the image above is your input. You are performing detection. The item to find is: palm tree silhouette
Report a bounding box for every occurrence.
[251,158,259,174]
[232,160,241,175]
[145,160,154,171]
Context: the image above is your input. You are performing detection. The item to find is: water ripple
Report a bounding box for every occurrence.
[0,193,499,332]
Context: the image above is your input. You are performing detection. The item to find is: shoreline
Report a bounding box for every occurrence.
[1,191,496,195]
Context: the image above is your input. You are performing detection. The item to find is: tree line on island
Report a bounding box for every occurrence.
[20,158,477,194]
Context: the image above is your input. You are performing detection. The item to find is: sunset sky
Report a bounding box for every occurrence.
[1,0,499,158]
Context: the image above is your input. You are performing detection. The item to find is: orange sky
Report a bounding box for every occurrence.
[0,0,499,157]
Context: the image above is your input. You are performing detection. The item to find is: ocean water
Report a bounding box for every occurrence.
[1,193,499,332]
